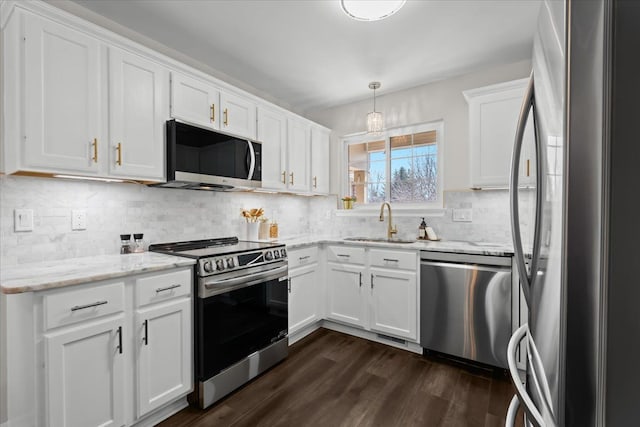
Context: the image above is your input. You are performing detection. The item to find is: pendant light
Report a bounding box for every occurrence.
[367,82,383,135]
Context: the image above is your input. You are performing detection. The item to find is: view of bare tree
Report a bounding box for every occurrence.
[390,154,438,202]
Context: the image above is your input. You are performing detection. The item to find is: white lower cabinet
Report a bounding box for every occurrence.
[325,246,419,342]
[136,298,191,418]
[369,268,417,341]
[288,264,319,335]
[32,267,192,427]
[326,263,366,328]
[287,246,321,337]
[45,315,126,427]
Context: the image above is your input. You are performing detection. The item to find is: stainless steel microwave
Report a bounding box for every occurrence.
[152,120,261,191]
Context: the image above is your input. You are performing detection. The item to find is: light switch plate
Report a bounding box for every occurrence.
[14,209,34,232]
[452,208,473,222]
[71,209,87,230]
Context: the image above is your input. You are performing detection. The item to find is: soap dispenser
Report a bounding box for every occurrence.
[418,218,427,240]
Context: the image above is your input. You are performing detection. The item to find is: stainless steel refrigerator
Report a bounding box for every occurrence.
[505,0,640,426]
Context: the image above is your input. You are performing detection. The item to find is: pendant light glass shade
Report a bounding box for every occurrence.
[367,111,383,135]
[340,0,406,22]
[367,82,383,135]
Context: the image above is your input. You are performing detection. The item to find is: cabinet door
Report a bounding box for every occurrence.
[288,264,319,335]
[45,316,125,427]
[109,48,168,180]
[220,91,257,140]
[369,268,417,340]
[257,107,288,190]
[287,118,311,192]
[467,80,535,188]
[326,263,366,328]
[170,72,220,130]
[136,298,192,418]
[311,127,330,194]
[24,13,102,174]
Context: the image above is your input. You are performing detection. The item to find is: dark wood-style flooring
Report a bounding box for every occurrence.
[158,329,523,427]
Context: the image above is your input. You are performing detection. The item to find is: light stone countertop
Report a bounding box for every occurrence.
[277,235,514,257]
[1,252,196,295]
[1,237,513,295]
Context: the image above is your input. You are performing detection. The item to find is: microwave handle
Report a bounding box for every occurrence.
[247,140,256,180]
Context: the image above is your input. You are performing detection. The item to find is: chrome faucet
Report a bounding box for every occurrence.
[379,202,398,239]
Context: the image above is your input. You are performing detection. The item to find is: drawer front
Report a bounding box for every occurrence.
[369,249,417,271]
[136,268,192,307]
[44,282,125,330]
[288,246,319,269]
[327,245,366,265]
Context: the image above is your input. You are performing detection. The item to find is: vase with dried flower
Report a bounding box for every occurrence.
[241,208,264,240]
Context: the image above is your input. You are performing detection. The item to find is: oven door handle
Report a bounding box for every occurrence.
[203,264,287,289]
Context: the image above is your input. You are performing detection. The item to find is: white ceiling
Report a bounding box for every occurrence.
[68,0,541,113]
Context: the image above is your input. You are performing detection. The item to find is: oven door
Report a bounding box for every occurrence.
[196,271,288,381]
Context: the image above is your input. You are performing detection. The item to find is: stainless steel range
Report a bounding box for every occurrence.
[149,237,288,409]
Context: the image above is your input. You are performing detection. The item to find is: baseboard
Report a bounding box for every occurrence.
[288,322,321,345]
[131,396,189,427]
[321,320,423,354]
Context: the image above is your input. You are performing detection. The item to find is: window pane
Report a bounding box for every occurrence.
[389,130,438,203]
[367,182,386,203]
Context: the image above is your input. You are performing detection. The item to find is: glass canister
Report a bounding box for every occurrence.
[258,219,270,240]
[133,233,145,253]
[120,234,132,254]
[269,221,278,239]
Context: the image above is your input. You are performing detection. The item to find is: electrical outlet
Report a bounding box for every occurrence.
[14,209,34,232]
[452,208,473,222]
[71,209,87,230]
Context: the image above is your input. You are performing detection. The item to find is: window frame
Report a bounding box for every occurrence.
[341,120,445,211]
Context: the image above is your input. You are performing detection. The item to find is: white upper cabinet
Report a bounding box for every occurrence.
[464,78,536,188]
[287,118,311,192]
[23,12,103,175]
[257,107,288,190]
[2,3,331,188]
[310,126,330,194]
[220,91,257,140]
[170,72,220,131]
[109,48,168,180]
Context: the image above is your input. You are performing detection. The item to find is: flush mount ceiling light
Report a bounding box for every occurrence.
[367,82,383,135]
[340,0,406,22]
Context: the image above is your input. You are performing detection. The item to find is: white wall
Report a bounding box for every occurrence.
[306,59,532,193]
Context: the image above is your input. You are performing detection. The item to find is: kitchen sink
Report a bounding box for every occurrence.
[343,237,415,244]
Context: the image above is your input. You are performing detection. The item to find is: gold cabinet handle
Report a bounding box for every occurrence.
[313,176,317,188]
[116,143,122,166]
[526,159,530,177]
[289,172,294,186]
[92,138,98,163]
[281,171,286,184]
[223,108,228,126]
[210,104,215,123]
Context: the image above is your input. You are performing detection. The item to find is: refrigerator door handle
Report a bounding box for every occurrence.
[507,324,545,427]
[505,395,521,427]
[509,72,543,306]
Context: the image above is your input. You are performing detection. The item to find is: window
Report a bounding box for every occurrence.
[344,121,443,206]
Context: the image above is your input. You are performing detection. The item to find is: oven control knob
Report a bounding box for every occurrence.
[203,261,214,273]
[226,258,235,268]
[273,251,280,259]
[265,251,273,261]
[281,248,287,258]
[216,259,225,271]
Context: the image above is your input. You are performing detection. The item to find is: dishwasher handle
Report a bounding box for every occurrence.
[420,260,511,273]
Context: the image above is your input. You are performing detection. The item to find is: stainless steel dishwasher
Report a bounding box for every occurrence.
[420,251,512,368]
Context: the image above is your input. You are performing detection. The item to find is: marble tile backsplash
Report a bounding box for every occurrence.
[0,175,529,266]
